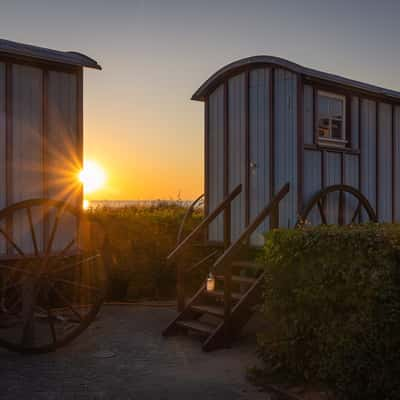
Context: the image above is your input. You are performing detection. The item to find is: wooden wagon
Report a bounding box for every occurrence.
[164,56,399,350]
[0,39,107,353]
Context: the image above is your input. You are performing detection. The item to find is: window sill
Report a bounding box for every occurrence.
[304,143,360,155]
[317,137,348,149]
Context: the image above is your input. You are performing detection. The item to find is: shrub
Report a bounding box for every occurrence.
[87,205,203,301]
[257,224,400,399]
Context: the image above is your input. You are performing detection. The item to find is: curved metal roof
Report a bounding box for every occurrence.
[0,39,101,70]
[192,55,400,101]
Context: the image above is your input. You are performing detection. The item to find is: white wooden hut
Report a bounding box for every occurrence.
[0,38,100,253]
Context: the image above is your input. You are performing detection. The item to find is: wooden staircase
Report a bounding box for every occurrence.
[162,182,290,351]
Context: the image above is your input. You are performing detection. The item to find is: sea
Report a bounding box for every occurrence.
[87,199,196,209]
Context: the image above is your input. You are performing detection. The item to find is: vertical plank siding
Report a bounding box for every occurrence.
[249,68,270,244]
[0,63,81,255]
[0,64,6,253]
[324,152,342,224]
[12,65,44,253]
[303,149,322,224]
[228,73,246,241]
[205,65,400,243]
[360,99,377,220]
[47,70,79,251]
[343,154,359,223]
[207,85,225,241]
[274,69,297,228]
[394,106,400,221]
[377,103,393,222]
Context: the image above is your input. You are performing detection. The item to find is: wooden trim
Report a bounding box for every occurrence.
[195,62,400,106]
[244,70,250,226]
[5,64,12,209]
[312,87,317,144]
[269,68,277,228]
[0,54,81,74]
[346,95,352,148]
[321,150,325,189]
[5,63,12,254]
[376,101,379,220]
[204,97,209,218]
[223,82,229,197]
[42,69,49,247]
[392,105,395,222]
[304,143,360,155]
[359,98,363,194]
[304,77,400,106]
[77,69,83,210]
[297,75,304,215]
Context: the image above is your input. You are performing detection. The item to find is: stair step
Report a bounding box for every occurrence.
[191,304,224,317]
[215,275,256,285]
[231,261,264,270]
[206,289,242,301]
[176,320,215,335]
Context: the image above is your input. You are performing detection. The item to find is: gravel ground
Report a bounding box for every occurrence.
[0,305,269,400]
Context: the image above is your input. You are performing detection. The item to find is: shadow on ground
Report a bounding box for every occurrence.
[0,305,268,400]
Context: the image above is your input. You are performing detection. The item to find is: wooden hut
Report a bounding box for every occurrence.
[190,56,400,243]
[164,56,399,351]
[0,38,100,252]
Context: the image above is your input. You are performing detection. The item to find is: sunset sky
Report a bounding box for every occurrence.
[2,0,400,200]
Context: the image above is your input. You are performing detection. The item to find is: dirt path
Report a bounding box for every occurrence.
[0,305,269,399]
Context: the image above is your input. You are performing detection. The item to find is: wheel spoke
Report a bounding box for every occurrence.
[0,227,25,256]
[51,253,101,275]
[45,207,63,256]
[317,200,327,224]
[47,282,83,323]
[57,239,76,257]
[26,207,39,256]
[0,262,35,277]
[46,306,57,344]
[351,201,362,224]
[52,278,101,293]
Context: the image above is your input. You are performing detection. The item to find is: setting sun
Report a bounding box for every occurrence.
[79,160,106,194]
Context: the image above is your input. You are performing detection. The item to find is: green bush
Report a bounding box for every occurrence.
[87,205,203,301]
[257,224,400,399]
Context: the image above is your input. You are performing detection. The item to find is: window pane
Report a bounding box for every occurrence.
[331,119,343,139]
[318,117,330,137]
[318,96,330,117]
[330,98,343,118]
[317,92,345,140]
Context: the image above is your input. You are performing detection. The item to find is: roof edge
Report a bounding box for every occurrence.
[0,39,101,70]
[192,55,400,102]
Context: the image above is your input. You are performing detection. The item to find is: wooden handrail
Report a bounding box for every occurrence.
[167,184,242,262]
[213,182,290,270]
[176,193,205,245]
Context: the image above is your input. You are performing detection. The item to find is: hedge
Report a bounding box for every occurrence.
[257,224,400,400]
[87,205,203,301]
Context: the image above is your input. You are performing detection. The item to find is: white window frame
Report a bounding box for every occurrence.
[317,90,347,148]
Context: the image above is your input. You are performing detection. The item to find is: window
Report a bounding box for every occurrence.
[317,91,346,146]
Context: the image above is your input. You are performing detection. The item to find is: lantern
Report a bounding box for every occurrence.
[206,272,215,292]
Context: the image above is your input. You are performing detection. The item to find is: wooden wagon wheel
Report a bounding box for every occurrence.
[297,184,377,227]
[0,198,107,353]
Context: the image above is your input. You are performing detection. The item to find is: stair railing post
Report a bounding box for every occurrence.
[223,202,232,345]
[270,204,279,229]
